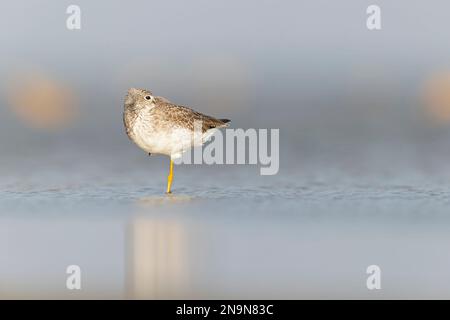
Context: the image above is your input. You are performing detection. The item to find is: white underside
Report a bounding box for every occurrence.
[131,120,217,159]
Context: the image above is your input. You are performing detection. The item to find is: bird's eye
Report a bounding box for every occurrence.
[145,95,152,100]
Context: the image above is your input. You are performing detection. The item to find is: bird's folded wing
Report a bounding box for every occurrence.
[156,103,229,132]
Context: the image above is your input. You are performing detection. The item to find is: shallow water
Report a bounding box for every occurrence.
[1,155,450,299]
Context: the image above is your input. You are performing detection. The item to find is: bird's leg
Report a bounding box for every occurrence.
[166,159,174,194]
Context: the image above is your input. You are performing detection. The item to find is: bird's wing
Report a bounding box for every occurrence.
[156,102,230,133]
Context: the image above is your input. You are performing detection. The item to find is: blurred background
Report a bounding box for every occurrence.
[2,0,450,299]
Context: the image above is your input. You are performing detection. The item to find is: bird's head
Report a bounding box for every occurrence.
[124,88,156,112]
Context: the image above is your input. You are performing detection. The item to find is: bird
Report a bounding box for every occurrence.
[123,88,230,194]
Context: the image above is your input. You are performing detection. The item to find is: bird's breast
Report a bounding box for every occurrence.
[128,114,192,157]
[128,115,158,152]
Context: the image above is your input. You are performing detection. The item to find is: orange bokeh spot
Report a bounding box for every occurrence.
[7,73,77,130]
[422,72,450,124]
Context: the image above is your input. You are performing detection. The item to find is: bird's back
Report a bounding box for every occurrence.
[152,100,230,133]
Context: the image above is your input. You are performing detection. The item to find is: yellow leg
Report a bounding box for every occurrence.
[166,159,174,194]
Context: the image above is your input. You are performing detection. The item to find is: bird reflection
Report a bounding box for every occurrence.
[126,216,189,299]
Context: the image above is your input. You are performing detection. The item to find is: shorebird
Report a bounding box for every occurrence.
[123,88,230,193]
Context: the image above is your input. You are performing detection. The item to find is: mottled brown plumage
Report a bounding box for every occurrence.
[152,98,230,133]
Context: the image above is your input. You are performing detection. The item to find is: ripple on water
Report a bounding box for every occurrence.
[138,194,196,206]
